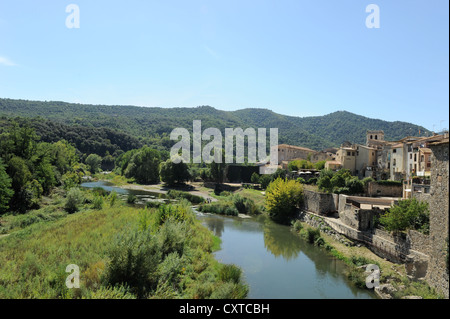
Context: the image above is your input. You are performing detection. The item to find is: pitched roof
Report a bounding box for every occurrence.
[276,144,317,153]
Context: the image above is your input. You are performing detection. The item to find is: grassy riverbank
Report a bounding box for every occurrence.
[291,220,444,299]
[0,188,248,299]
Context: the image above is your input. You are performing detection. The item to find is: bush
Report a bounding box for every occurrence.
[376,180,402,186]
[127,194,137,204]
[305,177,317,185]
[345,177,364,194]
[166,190,205,204]
[266,178,303,224]
[379,198,429,233]
[250,172,260,184]
[292,220,303,232]
[218,264,242,284]
[259,175,272,190]
[146,201,164,209]
[198,202,238,216]
[362,177,375,187]
[64,188,84,214]
[300,227,321,244]
[92,195,104,210]
[104,228,161,298]
[314,236,326,247]
[109,191,118,207]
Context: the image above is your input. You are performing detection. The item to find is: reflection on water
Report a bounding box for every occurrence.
[197,213,376,299]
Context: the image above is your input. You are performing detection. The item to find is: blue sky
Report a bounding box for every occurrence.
[0,0,448,131]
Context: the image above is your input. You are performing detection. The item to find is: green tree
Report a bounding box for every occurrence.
[65,187,85,214]
[260,174,272,189]
[159,158,190,186]
[317,175,332,192]
[101,151,115,171]
[314,160,327,170]
[125,146,161,184]
[0,158,14,214]
[379,198,430,233]
[50,140,78,175]
[250,172,260,184]
[265,178,303,224]
[209,149,226,184]
[85,154,102,174]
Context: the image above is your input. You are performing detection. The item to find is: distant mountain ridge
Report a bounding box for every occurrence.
[0,98,430,152]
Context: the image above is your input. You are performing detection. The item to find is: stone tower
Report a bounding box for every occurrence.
[366,130,385,147]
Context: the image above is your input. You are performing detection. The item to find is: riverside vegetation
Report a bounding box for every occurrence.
[0,191,248,299]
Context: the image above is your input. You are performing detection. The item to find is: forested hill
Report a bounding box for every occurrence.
[0,98,430,152]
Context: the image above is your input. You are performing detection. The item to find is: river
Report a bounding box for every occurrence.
[81,181,376,299]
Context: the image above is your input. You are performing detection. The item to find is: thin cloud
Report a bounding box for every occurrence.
[0,56,17,66]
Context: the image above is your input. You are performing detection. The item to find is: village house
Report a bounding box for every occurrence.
[274,144,317,165]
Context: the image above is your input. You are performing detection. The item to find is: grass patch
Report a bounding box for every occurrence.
[0,192,248,299]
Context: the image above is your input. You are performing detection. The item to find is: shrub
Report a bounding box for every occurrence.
[265,178,303,224]
[127,194,137,204]
[198,202,238,216]
[260,175,272,189]
[362,177,375,187]
[146,201,163,209]
[314,236,326,247]
[64,188,84,214]
[345,177,364,194]
[104,228,161,298]
[250,172,260,184]
[92,195,104,210]
[305,177,317,185]
[379,198,429,233]
[292,220,303,232]
[350,255,371,267]
[218,264,243,284]
[300,227,321,244]
[166,190,205,204]
[376,180,402,186]
[109,191,118,207]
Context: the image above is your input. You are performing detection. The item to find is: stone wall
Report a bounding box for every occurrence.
[302,190,338,215]
[426,141,449,298]
[366,181,402,197]
[339,205,381,231]
[412,192,431,206]
[298,209,432,282]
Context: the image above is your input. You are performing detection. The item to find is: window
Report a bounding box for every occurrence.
[410,154,412,159]
[347,152,350,156]
[393,159,396,166]
[370,135,373,139]
[352,152,355,156]
[375,135,378,140]
[414,154,417,161]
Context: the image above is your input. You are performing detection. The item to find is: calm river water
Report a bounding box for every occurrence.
[82,181,376,299]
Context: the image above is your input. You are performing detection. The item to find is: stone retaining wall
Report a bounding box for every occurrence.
[302,190,338,215]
